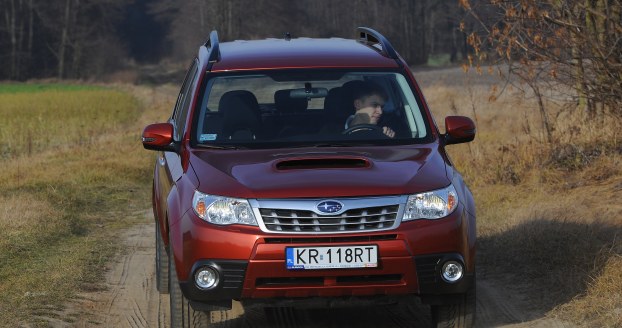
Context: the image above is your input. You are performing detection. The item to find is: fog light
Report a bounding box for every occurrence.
[441,261,463,283]
[195,266,219,290]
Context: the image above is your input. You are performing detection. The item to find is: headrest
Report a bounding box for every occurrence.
[323,86,353,122]
[220,90,260,118]
[342,80,367,96]
[219,91,261,139]
[274,89,308,113]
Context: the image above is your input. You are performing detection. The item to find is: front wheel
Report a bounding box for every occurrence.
[431,287,476,328]
[169,245,211,328]
[155,223,169,294]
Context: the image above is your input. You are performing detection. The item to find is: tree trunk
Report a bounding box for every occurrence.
[410,0,428,65]
[199,0,205,30]
[58,0,72,79]
[573,42,590,113]
[8,0,17,79]
[402,0,411,60]
[226,0,232,39]
[16,0,25,80]
[27,0,33,76]
[532,83,553,143]
[450,20,458,63]
[69,0,80,78]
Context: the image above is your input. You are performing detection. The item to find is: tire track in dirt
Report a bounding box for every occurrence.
[101,226,151,328]
[66,218,169,327]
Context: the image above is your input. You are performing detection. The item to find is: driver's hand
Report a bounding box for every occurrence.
[382,126,395,138]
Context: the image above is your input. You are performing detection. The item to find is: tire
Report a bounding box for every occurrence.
[169,244,211,328]
[431,287,476,328]
[155,223,169,294]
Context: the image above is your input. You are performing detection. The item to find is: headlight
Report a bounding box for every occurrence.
[403,184,458,220]
[192,191,258,226]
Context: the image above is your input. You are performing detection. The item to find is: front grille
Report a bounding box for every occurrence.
[336,274,402,284]
[259,205,399,233]
[255,275,402,287]
[256,277,324,286]
[264,234,397,244]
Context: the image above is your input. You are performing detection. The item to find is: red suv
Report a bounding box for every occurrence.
[143,28,477,328]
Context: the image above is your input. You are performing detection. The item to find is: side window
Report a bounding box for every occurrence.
[172,60,199,141]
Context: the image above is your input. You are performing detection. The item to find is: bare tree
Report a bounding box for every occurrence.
[0,0,129,79]
[1,0,35,79]
[152,0,470,66]
[461,0,622,126]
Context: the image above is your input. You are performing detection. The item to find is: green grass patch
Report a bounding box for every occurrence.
[425,53,454,67]
[0,83,102,94]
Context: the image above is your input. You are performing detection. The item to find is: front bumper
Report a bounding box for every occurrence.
[173,205,476,305]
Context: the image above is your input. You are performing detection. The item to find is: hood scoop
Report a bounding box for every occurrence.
[275,157,371,170]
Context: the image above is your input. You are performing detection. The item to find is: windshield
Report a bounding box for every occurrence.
[193,69,431,148]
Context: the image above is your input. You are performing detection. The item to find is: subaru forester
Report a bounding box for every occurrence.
[142,27,477,327]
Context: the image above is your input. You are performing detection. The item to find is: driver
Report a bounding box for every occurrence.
[346,82,395,138]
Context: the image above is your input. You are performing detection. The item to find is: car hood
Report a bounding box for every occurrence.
[189,144,450,199]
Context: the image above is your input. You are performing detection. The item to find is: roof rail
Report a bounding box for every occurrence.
[356,27,399,61]
[204,30,221,64]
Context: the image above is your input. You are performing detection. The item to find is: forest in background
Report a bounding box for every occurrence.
[2,0,619,119]
[0,0,467,81]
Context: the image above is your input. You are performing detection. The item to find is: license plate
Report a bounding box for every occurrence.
[286,245,378,270]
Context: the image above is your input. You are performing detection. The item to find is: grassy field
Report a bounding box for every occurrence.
[417,67,622,326]
[0,72,619,327]
[0,85,140,160]
[0,83,173,326]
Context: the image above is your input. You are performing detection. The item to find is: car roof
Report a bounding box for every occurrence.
[209,37,400,72]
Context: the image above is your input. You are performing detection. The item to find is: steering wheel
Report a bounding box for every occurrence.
[342,124,384,135]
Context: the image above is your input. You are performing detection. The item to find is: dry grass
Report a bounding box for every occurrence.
[556,255,622,326]
[0,83,175,326]
[416,67,622,327]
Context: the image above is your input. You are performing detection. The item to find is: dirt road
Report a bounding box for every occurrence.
[55,212,572,328]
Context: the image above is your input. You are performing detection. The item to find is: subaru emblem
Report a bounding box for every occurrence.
[316,200,344,214]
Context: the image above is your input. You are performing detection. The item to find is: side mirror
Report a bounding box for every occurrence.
[142,123,178,151]
[444,116,476,145]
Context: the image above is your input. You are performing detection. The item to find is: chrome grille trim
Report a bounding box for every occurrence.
[250,196,407,234]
